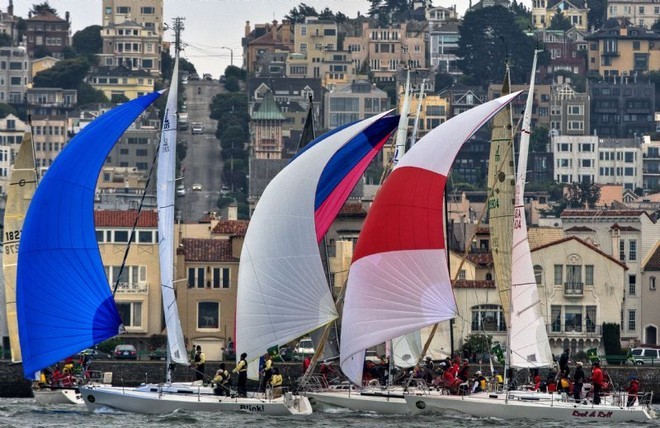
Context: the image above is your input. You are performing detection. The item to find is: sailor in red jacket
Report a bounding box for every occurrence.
[590,361,604,405]
[627,375,640,407]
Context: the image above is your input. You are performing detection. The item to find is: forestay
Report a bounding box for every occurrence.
[17,92,162,376]
[340,93,522,384]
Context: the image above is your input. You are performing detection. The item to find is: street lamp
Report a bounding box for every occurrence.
[220,46,233,66]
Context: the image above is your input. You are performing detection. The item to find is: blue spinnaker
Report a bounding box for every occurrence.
[17,92,162,376]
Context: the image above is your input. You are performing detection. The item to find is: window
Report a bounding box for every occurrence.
[554,265,563,285]
[620,240,625,261]
[198,301,219,329]
[458,269,466,280]
[534,265,543,285]
[629,240,637,261]
[585,265,594,285]
[565,306,582,332]
[551,306,561,332]
[629,274,636,296]
[628,310,636,331]
[141,6,155,13]
[117,302,142,327]
[117,6,130,13]
[114,230,129,242]
[470,305,505,332]
[212,267,230,289]
[138,230,154,243]
[651,277,657,291]
[188,267,205,288]
[586,306,596,332]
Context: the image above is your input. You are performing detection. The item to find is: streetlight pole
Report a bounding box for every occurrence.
[221,46,233,67]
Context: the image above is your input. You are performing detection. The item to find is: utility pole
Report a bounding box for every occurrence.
[172,17,185,54]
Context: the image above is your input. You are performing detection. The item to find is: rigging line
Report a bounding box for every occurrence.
[112,131,162,298]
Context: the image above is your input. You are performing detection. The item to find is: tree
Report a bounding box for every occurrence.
[224,65,246,81]
[435,72,454,92]
[224,76,240,92]
[0,103,17,119]
[564,181,601,208]
[549,11,572,31]
[285,3,318,23]
[587,0,606,31]
[653,19,660,31]
[530,125,550,152]
[318,7,334,21]
[0,33,11,47]
[72,25,103,56]
[33,57,91,89]
[602,323,622,356]
[32,45,53,59]
[30,2,57,15]
[368,0,383,17]
[77,82,109,105]
[457,6,537,86]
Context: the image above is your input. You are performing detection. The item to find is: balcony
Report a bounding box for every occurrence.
[548,323,601,338]
[113,282,148,293]
[602,51,619,57]
[564,281,583,296]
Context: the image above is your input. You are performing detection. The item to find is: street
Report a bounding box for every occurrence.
[177,79,224,222]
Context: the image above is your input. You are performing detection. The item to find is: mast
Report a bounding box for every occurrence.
[393,67,412,165]
[409,78,427,148]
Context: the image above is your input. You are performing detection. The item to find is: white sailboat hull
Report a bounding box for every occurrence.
[306,389,409,414]
[33,387,83,405]
[80,385,312,415]
[404,392,655,422]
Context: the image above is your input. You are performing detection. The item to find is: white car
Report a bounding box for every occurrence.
[191,122,204,135]
[192,183,202,191]
[176,185,186,196]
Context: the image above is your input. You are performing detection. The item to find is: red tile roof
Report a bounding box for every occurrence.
[565,226,595,232]
[211,220,249,236]
[531,236,628,269]
[610,223,640,232]
[465,252,493,266]
[561,209,646,218]
[94,210,158,227]
[181,238,238,263]
[453,280,496,289]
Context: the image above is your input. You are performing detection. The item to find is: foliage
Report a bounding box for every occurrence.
[374,80,396,106]
[32,57,91,89]
[224,65,246,81]
[530,125,550,152]
[180,57,197,75]
[564,181,601,208]
[649,71,660,93]
[0,33,11,47]
[602,323,622,355]
[462,333,493,355]
[72,25,103,56]
[224,76,240,92]
[552,70,586,92]
[209,93,249,135]
[77,82,109,105]
[435,72,454,92]
[549,11,572,31]
[0,103,17,119]
[33,45,53,59]
[457,6,537,87]
[286,3,319,23]
[318,7,334,21]
[653,19,660,31]
[538,199,567,218]
[587,0,607,30]
[30,2,57,15]
[97,337,121,355]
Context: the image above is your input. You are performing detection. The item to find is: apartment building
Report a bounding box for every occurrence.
[323,79,389,129]
[641,136,660,190]
[25,87,77,117]
[0,47,29,104]
[537,28,588,76]
[0,114,26,194]
[102,0,164,36]
[585,23,660,78]
[589,80,656,138]
[549,81,591,136]
[24,10,70,59]
[243,20,294,75]
[294,17,338,80]
[30,115,67,174]
[250,92,285,160]
[488,82,552,129]
[87,66,156,101]
[607,0,660,28]
[532,0,589,30]
[98,21,161,75]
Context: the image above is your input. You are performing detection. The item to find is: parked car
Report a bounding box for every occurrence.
[292,338,315,361]
[630,348,659,365]
[191,122,204,135]
[148,347,167,361]
[220,185,230,196]
[113,344,138,360]
[223,342,236,361]
[176,184,186,196]
[192,183,202,191]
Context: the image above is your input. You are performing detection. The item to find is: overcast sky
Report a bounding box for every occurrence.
[14,0,532,77]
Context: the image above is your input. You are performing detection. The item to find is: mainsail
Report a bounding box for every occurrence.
[156,55,189,369]
[340,92,522,384]
[2,131,38,363]
[17,92,162,376]
[509,51,553,368]
[236,113,398,366]
[487,66,515,327]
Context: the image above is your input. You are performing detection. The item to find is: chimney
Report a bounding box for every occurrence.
[66,11,70,23]
[8,0,13,16]
[245,21,251,38]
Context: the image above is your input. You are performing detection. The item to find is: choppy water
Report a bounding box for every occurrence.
[1,398,659,427]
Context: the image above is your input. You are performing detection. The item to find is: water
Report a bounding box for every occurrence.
[1,398,658,427]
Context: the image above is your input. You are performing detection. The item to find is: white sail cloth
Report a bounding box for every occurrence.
[340,93,522,385]
[156,55,189,366]
[509,51,554,368]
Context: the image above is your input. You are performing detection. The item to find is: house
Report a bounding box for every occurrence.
[532,0,589,31]
[24,9,71,59]
[607,0,660,28]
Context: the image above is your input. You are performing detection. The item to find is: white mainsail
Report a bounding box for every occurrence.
[340,93,522,384]
[156,54,188,369]
[509,51,553,368]
[2,131,38,363]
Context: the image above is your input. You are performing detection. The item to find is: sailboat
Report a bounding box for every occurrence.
[403,52,655,421]
[235,110,399,393]
[306,92,522,414]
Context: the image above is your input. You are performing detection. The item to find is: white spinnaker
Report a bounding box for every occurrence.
[156,55,188,366]
[236,112,392,366]
[340,93,522,384]
[509,52,553,368]
[392,332,423,368]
